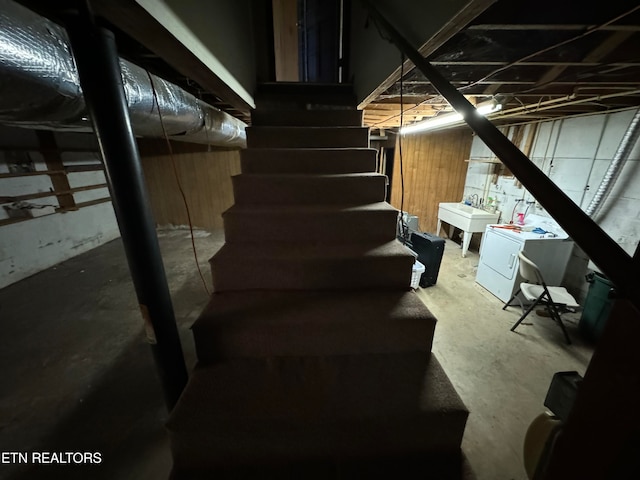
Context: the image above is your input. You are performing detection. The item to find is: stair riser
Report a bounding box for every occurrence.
[241,149,377,174]
[194,319,434,362]
[170,417,467,470]
[210,256,413,291]
[254,84,357,110]
[232,175,387,205]
[223,210,398,244]
[247,127,369,148]
[167,353,468,471]
[251,109,363,127]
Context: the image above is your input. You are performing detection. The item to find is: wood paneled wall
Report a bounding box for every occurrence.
[390,128,472,233]
[272,0,299,81]
[139,140,241,229]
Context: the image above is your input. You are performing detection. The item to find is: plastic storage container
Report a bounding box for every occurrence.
[411,260,426,289]
[579,272,615,343]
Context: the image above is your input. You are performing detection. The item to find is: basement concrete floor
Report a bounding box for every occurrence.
[0,228,594,480]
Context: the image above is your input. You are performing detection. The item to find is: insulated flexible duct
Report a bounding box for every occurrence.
[0,0,246,147]
[584,109,640,219]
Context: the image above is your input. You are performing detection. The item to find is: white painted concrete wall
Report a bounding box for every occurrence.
[0,128,120,289]
[464,108,640,298]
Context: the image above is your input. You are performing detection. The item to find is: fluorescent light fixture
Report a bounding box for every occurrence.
[400,100,502,135]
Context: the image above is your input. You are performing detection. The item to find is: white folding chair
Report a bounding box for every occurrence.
[503,251,578,344]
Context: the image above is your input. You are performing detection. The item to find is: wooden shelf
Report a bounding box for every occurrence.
[74,197,111,209]
[0,145,98,153]
[465,158,503,164]
[0,196,111,227]
[65,164,104,173]
[1,183,108,203]
[0,170,65,179]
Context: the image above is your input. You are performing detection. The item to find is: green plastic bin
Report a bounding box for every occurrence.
[579,272,616,343]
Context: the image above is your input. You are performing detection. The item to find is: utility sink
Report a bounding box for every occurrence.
[437,202,500,257]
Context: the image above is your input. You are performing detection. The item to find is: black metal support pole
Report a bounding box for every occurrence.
[361,0,640,311]
[65,12,188,409]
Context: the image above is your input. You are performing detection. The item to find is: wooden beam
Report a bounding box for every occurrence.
[514,123,538,187]
[430,61,640,67]
[365,105,440,115]
[583,31,635,63]
[272,0,299,81]
[0,183,109,203]
[73,197,112,209]
[0,170,64,179]
[482,83,502,95]
[364,103,440,127]
[535,31,635,88]
[36,131,77,210]
[535,64,571,88]
[65,164,105,173]
[0,196,112,227]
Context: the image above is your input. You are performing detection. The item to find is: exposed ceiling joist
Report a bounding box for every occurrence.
[364,0,640,129]
[468,24,640,32]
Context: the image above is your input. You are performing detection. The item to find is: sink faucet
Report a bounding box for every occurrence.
[469,193,479,207]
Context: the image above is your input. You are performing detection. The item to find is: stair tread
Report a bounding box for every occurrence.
[167,353,468,466]
[192,290,436,358]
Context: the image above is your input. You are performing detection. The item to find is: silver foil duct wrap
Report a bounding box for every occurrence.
[0,0,246,147]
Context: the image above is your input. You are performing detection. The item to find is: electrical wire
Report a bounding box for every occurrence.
[399,52,407,243]
[146,71,211,297]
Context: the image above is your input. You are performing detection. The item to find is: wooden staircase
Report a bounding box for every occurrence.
[167,83,470,479]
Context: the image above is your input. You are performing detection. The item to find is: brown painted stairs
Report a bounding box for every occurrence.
[167,84,469,479]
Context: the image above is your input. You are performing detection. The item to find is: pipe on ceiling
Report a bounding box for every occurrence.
[0,0,246,148]
[491,90,640,123]
[584,108,640,219]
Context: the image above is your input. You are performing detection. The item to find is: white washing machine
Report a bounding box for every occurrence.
[475,215,575,303]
